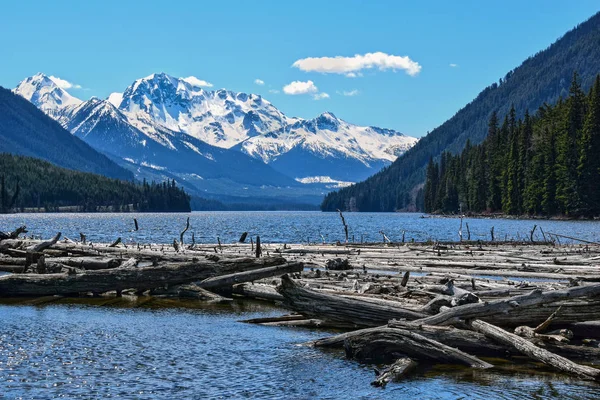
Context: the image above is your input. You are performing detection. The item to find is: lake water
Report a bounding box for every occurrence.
[1,212,600,399]
[0,211,598,245]
[2,299,600,400]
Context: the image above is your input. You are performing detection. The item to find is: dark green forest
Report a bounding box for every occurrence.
[423,73,600,218]
[0,154,190,213]
[321,12,600,212]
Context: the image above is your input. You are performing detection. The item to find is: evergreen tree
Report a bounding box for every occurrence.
[556,72,585,214]
[577,75,600,216]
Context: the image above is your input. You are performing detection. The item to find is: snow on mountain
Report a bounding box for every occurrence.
[110,73,417,181]
[13,72,418,201]
[118,72,291,149]
[13,73,82,118]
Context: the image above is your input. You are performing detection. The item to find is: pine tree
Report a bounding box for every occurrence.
[556,72,585,215]
[486,111,502,211]
[577,75,600,216]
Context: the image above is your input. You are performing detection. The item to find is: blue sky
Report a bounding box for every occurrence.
[1,0,599,137]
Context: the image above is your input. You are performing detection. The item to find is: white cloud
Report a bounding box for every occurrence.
[107,92,124,106]
[283,80,318,95]
[313,92,330,100]
[254,79,265,85]
[182,76,213,87]
[293,52,421,76]
[268,89,280,94]
[449,63,459,68]
[340,89,359,97]
[49,75,82,90]
[345,72,362,78]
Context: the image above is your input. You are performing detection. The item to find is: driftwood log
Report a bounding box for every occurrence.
[198,263,303,290]
[277,275,426,327]
[344,327,493,369]
[410,284,600,327]
[0,257,289,296]
[469,319,600,381]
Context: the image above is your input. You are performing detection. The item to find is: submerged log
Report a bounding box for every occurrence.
[0,256,287,297]
[344,327,493,369]
[469,319,600,381]
[277,275,426,327]
[372,358,417,388]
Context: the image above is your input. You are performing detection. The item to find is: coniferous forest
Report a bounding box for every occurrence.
[0,153,191,213]
[423,73,600,218]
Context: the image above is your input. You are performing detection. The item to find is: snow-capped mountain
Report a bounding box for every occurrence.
[13,72,418,203]
[109,73,417,181]
[14,73,82,119]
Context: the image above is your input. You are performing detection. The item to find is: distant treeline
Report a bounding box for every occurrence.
[423,73,600,218]
[0,153,190,213]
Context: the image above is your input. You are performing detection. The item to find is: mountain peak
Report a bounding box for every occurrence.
[13,73,82,116]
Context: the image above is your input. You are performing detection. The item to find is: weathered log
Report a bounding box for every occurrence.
[25,232,61,253]
[411,283,600,327]
[312,322,600,363]
[42,257,122,270]
[469,319,600,381]
[372,358,417,388]
[344,327,493,369]
[277,275,427,327]
[231,283,284,301]
[0,256,287,297]
[198,263,303,290]
[151,283,232,302]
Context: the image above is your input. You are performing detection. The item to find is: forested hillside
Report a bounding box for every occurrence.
[322,11,600,212]
[0,87,133,180]
[424,73,600,218]
[0,154,190,213]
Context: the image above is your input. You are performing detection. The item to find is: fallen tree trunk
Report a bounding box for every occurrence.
[0,256,286,297]
[410,284,600,327]
[469,319,600,381]
[344,327,493,369]
[277,275,426,327]
[312,321,600,363]
[198,263,303,290]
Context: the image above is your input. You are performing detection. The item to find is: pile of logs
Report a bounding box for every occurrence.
[3,225,600,387]
[238,241,600,387]
[0,226,303,299]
